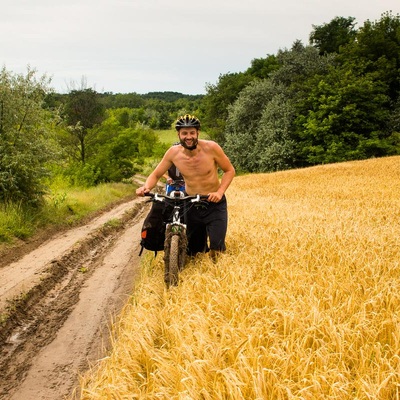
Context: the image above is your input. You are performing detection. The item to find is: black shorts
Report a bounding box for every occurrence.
[186,195,228,255]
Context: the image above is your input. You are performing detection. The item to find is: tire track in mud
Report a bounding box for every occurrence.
[0,197,151,399]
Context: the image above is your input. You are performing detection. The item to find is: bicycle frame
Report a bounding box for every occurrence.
[145,191,208,288]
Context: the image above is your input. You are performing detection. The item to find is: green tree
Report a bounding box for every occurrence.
[0,67,59,203]
[224,79,296,172]
[86,111,167,182]
[294,12,400,164]
[309,16,357,55]
[63,88,105,163]
[224,80,275,172]
[255,92,296,171]
[340,11,400,101]
[245,54,280,79]
[202,72,253,143]
[271,40,336,93]
[297,64,395,164]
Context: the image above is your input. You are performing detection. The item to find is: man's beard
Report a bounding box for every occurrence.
[180,138,198,151]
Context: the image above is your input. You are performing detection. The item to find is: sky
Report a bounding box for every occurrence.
[1,0,398,95]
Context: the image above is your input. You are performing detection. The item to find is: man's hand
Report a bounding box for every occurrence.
[207,191,223,203]
[136,186,150,197]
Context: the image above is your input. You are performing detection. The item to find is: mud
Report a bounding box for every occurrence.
[0,193,151,400]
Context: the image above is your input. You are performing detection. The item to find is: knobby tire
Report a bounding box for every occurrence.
[166,234,179,288]
[164,224,187,288]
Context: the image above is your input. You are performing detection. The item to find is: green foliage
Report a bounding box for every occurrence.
[202,56,280,145]
[202,72,254,143]
[64,88,105,129]
[309,16,357,55]
[272,41,336,91]
[0,182,136,244]
[245,54,280,79]
[157,129,179,144]
[297,66,392,164]
[62,163,101,187]
[63,88,106,163]
[224,43,335,172]
[97,92,204,130]
[224,80,296,172]
[100,92,145,108]
[340,11,400,101]
[224,80,276,171]
[0,67,60,203]
[141,91,203,102]
[255,94,296,171]
[0,202,34,242]
[224,12,400,172]
[84,112,167,182]
[292,12,400,165]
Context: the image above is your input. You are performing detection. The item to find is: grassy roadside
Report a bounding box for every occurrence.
[0,182,138,250]
[0,128,210,252]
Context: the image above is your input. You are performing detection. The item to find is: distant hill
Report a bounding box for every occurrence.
[141,91,204,102]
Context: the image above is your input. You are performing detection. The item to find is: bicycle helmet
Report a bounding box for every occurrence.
[175,114,201,131]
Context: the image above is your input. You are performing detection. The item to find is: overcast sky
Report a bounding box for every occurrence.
[1,0,398,95]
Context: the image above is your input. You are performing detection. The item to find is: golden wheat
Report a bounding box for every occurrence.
[78,156,400,400]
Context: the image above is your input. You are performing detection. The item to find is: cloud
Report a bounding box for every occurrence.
[1,0,398,94]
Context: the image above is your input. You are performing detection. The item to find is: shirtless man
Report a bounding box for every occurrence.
[136,114,235,259]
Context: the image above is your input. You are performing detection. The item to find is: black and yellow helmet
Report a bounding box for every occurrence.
[175,114,201,131]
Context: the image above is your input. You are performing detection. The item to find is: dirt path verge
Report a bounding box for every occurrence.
[0,194,151,400]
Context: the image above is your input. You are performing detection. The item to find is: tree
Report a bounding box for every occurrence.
[297,64,393,164]
[202,72,253,143]
[79,110,167,183]
[224,79,296,172]
[272,41,336,92]
[63,88,105,163]
[224,80,276,172]
[245,54,280,79]
[295,12,400,164]
[309,16,357,55]
[255,93,296,171]
[0,67,59,203]
[341,11,400,101]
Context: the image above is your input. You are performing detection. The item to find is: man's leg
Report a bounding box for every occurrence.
[206,196,228,261]
[186,223,207,256]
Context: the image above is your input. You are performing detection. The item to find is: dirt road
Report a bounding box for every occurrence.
[0,195,150,400]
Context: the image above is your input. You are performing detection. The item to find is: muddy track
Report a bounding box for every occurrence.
[0,194,151,400]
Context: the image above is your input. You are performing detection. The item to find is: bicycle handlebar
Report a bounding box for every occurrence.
[145,192,209,203]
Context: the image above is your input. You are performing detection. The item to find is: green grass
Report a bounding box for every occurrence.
[0,203,34,242]
[156,129,210,145]
[0,128,209,248]
[157,129,178,144]
[0,182,137,247]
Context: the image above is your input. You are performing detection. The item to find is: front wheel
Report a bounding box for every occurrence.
[164,226,187,288]
[166,234,180,287]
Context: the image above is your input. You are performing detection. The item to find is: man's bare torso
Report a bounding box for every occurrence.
[168,140,220,195]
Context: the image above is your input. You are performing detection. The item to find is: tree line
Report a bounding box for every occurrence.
[204,11,400,172]
[1,11,399,205]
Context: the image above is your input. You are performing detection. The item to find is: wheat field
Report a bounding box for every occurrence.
[77,156,400,399]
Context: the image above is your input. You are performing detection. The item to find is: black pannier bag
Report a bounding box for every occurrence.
[139,200,171,256]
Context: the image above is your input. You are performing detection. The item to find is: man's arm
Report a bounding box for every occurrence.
[136,152,173,196]
[208,142,235,202]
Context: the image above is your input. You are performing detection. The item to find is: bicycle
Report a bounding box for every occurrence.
[145,191,208,288]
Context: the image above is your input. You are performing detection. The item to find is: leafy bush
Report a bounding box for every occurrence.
[0,67,60,204]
